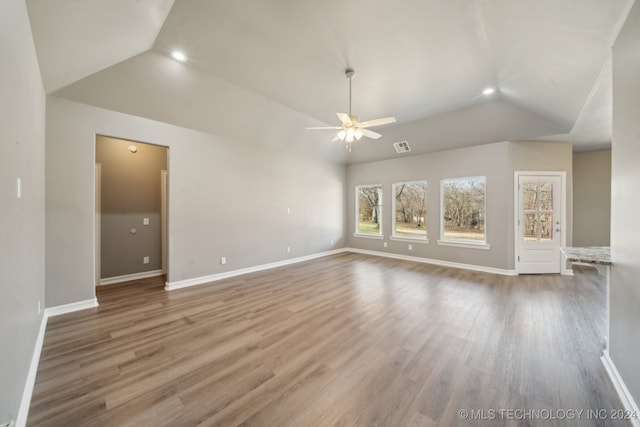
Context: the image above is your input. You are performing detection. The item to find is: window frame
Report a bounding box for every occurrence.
[354,184,384,239]
[437,176,490,250]
[391,180,428,243]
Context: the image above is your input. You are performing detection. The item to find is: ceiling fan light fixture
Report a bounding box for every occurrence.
[337,129,347,140]
[482,87,496,95]
[346,127,355,139]
[354,128,363,140]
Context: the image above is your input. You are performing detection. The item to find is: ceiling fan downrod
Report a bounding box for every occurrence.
[346,68,354,118]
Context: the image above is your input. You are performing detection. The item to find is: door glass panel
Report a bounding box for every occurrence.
[523,183,538,210]
[540,182,554,210]
[540,212,553,241]
[522,180,556,242]
[524,212,538,241]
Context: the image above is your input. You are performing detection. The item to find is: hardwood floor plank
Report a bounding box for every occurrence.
[28,254,629,426]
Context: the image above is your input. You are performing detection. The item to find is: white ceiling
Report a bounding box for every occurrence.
[27,0,634,164]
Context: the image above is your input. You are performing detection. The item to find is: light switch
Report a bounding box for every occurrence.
[143,218,149,226]
[16,177,21,199]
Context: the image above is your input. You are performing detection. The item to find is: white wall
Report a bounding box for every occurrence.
[611,0,640,407]
[346,141,572,271]
[46,97,346,306]
[573,150,611,247]
[0,0,46,422]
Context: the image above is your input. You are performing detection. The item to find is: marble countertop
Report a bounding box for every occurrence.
[560,247,611,265]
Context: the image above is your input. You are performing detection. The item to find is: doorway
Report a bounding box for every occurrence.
[515,171,566,274]
[95,136,169,285]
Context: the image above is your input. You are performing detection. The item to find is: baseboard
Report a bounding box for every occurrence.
[16,297,100,426]
[602,350,640,427]
[165,246,520,291]
[165,248,349,290]
[45,298,99,317]
[99,269,164,286]
[15,313,48,427]
[346,248,518,276]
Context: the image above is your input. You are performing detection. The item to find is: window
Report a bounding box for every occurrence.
[392,181,427,239]
[440,176,486,244]
[356,185,382,236]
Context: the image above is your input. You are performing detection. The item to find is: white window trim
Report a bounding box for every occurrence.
[355,184,383,237]
[392,180,428,241]
[353,233,384,240]
[390,236,429,244]
[437,239,490,250]
[440,176,487,245]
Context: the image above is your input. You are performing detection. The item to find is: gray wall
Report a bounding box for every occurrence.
[0,0,46,422]
[611,0,640,407]
[46,97,346,306]
[96,136,167,278]
[573,150,611,247]
[347,140,572,271]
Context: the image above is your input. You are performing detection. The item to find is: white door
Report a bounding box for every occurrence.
[516,173,564,274]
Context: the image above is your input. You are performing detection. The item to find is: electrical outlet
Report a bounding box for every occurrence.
[221,256,226,265]
[143,256,150,264]
[287,207,291,214]
[143,217,149,226]
[287,246,291,253]
[16,177,21,199]
[383,242,388,248]
[330,239,334,245]
[408,244,413,250]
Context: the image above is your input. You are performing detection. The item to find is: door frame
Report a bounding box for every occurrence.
[95,163,102,286]
[161,169,168,275]
[94,135,170,286]
[514,171,567,274]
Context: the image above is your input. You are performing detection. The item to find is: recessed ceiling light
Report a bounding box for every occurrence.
[170,51,187,63]
[482,87,496,96]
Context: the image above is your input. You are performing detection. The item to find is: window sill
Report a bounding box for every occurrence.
[390,236,429,244]
[436,240,491,250]
[353,233,384,240]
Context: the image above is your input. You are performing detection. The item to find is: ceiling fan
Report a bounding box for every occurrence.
[306,69,396,151]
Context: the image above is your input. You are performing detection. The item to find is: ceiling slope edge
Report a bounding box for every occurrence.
[52,51,349,164]
[344,98,570,165]
[27,0,175,94]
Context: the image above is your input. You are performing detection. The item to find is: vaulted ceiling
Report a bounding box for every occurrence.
[27,0,634,164]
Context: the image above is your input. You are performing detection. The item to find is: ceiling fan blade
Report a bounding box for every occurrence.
[361,128,382,139]
[331,134,342,142]
[306,126,342,130]
[336,112,352,126]
[359,116,396,128]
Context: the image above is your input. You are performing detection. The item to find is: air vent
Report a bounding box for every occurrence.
[393,141,411,154]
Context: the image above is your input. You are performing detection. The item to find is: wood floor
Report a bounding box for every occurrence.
[28,253,627,426]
